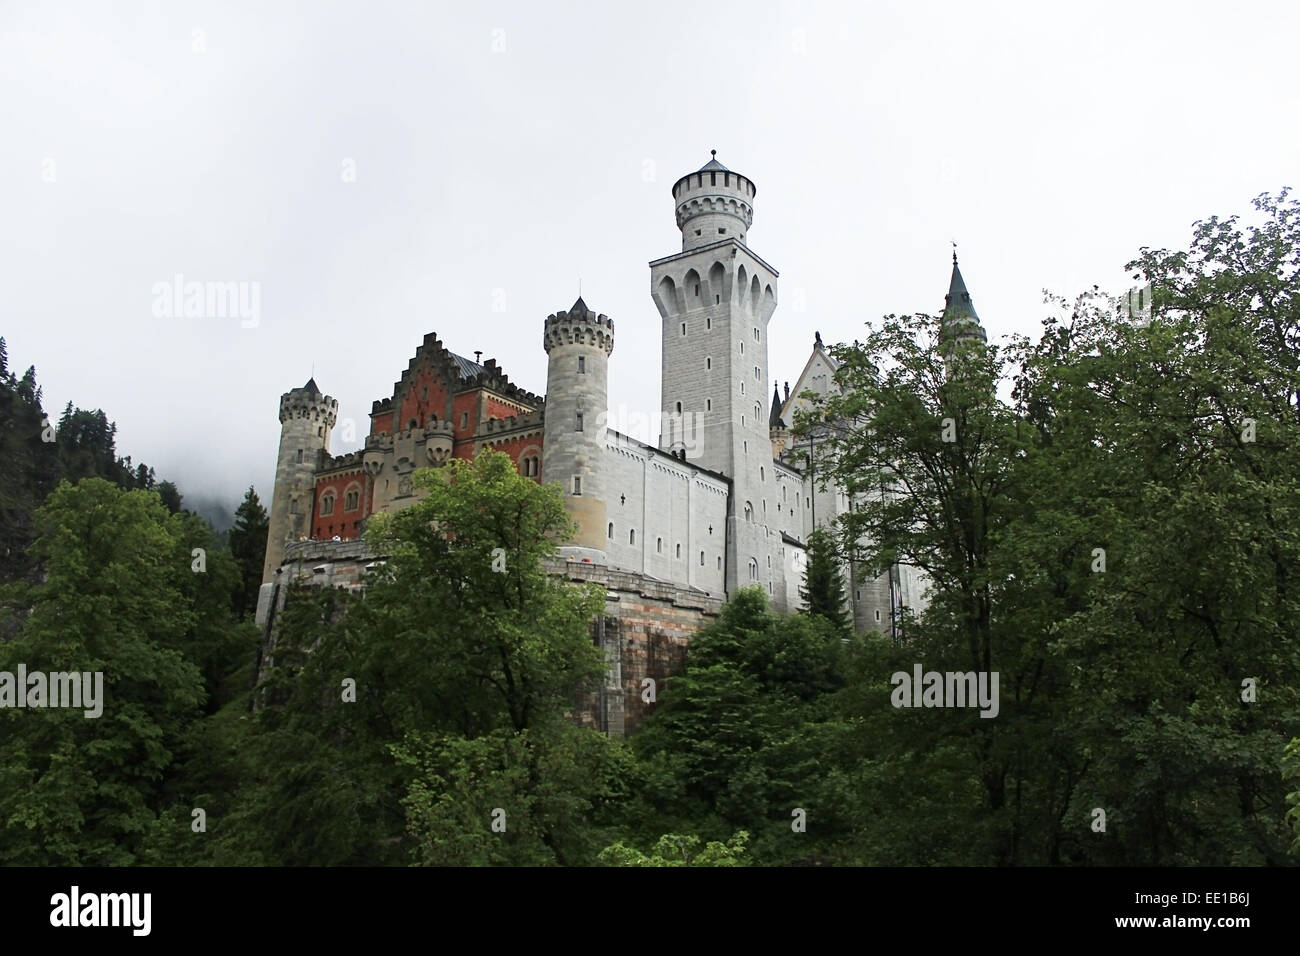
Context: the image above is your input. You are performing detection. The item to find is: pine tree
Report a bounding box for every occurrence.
[799,527,848,629]
[228,485,269,619]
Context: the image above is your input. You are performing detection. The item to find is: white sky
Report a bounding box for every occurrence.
[4,0,1297,510]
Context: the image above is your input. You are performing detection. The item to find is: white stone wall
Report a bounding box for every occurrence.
[600,430,728,598]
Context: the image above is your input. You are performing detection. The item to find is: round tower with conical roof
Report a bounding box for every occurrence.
[261,377,338,582]
[542,298,614,557]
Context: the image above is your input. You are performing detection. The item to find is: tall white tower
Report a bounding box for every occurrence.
[650,152,782,604]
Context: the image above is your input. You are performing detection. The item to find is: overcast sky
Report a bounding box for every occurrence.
[4,0,1297,512]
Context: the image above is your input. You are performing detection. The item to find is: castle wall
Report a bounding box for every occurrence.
[600,432,729,597]
[257,541,722,739]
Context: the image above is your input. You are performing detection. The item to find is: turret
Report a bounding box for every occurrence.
[542,297,614,557]
[940,250,987,368]
[671,150,757,252]
[261,377,338,582]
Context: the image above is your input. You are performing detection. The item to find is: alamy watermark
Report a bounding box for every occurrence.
[152,274,260,328]
[0,666,103,718]
[890,664,999,718]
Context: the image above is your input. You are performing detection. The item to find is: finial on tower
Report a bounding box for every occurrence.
[711,149,716,158]
[952,240,958,265]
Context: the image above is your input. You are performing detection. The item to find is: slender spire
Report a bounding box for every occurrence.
[941,250,987,351]
[769,384,785,428]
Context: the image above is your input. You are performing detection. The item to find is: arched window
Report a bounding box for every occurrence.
[608,522,614,539]
[748,558,759,580]
[676,543,681,558]
[699,551,705,566]
[744,501,753,521]
[656,537,662,553]
[629,529,635,545]
[321,494,335,516]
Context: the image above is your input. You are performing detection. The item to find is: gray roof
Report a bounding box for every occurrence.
[769,384,785,428]
[303,376,320,394]
[450,352,485,381]
[943,257,981,324]
[699,157,729,172]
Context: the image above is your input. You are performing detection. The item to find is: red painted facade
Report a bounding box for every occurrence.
[312,470,368,540]
[315,338,546,540]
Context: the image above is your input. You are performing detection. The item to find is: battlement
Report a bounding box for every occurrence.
[481,409,545,435]
[387,332,544,409]
[280,386,338,426]
[671,154,756,251]
[543,301,615,355]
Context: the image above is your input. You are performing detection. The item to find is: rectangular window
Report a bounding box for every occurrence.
[681,322,687,335]
[578,356,585,373]
[461,412,468,429]
[576,412,584,431]
[573,476,581,495]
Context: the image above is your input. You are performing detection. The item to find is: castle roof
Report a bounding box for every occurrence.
[699,153,729,173]
[569,296,590,315]
[449,352,486,381]
[943,255,982,323]
[303,376,320,394]
[942,253,987,343]
[769,384,785,428]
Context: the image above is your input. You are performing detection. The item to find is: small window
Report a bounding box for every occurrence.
[297,449,304,463]
[710,172,716,185]
[740,342,744,354]
[676,401,682,413]
[718,228,726,235]
[578,356,585,373]
[576,412,584,431]
[695,284,700,295]
[715,295,720,304]
[573,476,581,495]
[706,398,712,411]
[706,357,711,369]
[706,317,711,330]
[656,537,662,553]
[741,415,745,426]
[744,441,748,453]
[318,426,323,437]
[875,609,881,622]
[290,498,299,515]
[695,229,701,237]
[699,551,705,566]
[422,386,428,399]
[461,412,468,429]
[630,529,635,545]
[676,543,681,558]
[682,322,687,335]
[724,173,729,186]
[321,495,334,516]
[608,522,614,539]
[760,466,765,480]
[717,556,722,569]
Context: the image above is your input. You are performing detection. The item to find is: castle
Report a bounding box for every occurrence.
[256,153,984,735]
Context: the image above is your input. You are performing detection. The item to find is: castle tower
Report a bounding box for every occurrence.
[261,378,338,582]
[651,152,781,603]
[542,297,614,557]
[940,250,987,370]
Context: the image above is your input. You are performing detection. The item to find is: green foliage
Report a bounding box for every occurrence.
[800,526,849,630]
[0,479,251,865]
[228,485,269,619]
[598,830,750,866]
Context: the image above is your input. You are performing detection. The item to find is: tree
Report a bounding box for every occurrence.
[220,451,616,865]
[800,526,848,630]
[0,480,207,864]
[228,485,269,619]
